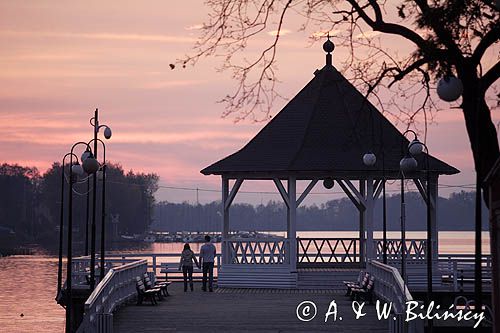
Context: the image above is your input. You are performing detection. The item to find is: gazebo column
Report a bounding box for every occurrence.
[337,179,367,265]
[221,177,243,265]
[414,175,439,265]
[288,176,297,270]
[365,177,375,260]
[222,177,229,264]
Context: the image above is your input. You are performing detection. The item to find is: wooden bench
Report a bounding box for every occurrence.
[135,277,161,305]
[343,271,369,296]
[143,272,171,297]
[350,275,375,303]
[159,263,203,281]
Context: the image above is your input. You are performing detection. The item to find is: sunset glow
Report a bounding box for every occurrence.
[1,1,498,204]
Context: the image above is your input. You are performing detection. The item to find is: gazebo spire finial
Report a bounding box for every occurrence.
[322,33,335,67]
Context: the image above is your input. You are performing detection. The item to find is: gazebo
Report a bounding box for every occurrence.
[201,40,459,288]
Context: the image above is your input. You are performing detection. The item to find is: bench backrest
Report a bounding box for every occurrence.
[143,275,154,290]
[360,274,370,288]
[136,276,146,293]
[365,276,375,291]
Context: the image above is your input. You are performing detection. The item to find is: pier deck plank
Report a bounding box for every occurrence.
[113,282,389,332]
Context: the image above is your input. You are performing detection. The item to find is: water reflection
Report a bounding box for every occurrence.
[0,255,65,333]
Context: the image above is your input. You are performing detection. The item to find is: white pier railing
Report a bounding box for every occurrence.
[367,260,424,333]
[71,256,138,287]
[104,253,222,278]
[438,253,492,291]
[76,259,148,333]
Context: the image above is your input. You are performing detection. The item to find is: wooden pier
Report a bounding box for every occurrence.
[69,248,493,332]
[113,282,388,332]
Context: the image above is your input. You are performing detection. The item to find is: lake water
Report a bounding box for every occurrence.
[0,231,491,332]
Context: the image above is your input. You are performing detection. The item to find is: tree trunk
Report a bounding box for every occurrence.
[459,64,500,204]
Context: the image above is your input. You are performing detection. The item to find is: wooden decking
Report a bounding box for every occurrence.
[113,282,389,332]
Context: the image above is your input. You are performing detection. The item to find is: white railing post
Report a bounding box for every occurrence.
[96,313,113,333]
[453,260,458,291]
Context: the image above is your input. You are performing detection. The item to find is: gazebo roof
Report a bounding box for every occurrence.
[201,50,459,178]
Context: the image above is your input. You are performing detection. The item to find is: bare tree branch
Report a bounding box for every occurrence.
[481,60,500,90]
[471,23,500,64]
[345,0,428,49]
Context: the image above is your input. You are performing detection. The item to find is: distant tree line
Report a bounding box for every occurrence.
[0,162,158,250]
[153,191,489,232]
[1,159,487,251]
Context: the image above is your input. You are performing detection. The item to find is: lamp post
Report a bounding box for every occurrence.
[64,142,97,333]
[408,138,433,331]
[400,131,435,331]
[362,152,376,265]
[88,138,108,282]
[56,152,78,299]
[81,151,92,256]
[399,130,420,285]
[382,152,387,265]
[363,151,388,264]
[88,108,112,290]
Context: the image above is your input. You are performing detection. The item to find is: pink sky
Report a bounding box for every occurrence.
[1,1,498,204]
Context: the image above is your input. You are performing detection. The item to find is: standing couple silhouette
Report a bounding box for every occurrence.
[179,235,216,292]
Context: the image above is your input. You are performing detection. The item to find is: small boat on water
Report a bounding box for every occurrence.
[144,235,156,243]
[120,235,135,241]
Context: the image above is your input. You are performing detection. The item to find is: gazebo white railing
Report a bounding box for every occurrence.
[297,238,361,266]
[375,239,427,261]
[225,238,290,265]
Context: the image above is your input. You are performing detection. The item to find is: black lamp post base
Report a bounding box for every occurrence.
[65,288,91,333]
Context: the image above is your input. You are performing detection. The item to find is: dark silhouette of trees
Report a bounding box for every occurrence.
[152,191,488,232]
[1,162,159,248]
[0,164,40,240]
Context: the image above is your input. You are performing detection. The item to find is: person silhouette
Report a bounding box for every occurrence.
[199,235,216,292]
[178,243,199,292]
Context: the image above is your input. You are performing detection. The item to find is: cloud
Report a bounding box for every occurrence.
[310,30,341,39]
[267,29,292,37]
[355,31,382,39]
[0,30,196,44]
[140,80,206,90]
[185,24,204,31]
[110,130,253,145]
[0,120,254,146]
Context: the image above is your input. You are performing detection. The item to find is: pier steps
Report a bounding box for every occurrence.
[218,266,297,288]
[297,268,360,290]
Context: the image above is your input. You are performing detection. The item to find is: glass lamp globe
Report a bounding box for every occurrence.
[323,178,334,189]
[437,75,463,102]
[363,152,377,166]
[408,139,424,156]
[103,126,112,139]
[81,150,92,161]
[71,163,84,176]
[82,157,100,174]
[400,156,418,172]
